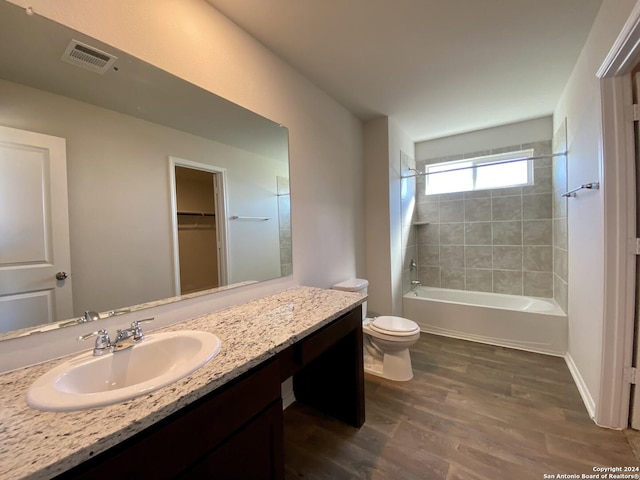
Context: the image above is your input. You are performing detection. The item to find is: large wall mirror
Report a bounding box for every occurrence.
[0,1,292,337]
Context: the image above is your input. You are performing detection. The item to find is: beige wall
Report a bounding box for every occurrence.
[364,116,413,317]
[0,0,364,370]
[388,119,415,314]
[553,0,637,416]
[364,118,391,316]
[416,117,553,160]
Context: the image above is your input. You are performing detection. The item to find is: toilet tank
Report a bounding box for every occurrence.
[332,279,368,319]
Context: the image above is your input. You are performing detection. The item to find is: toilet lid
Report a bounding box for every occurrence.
[370,316,419,336]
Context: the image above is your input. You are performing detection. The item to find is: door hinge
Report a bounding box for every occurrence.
[625,366,637,384]
[635,238,640,255]
[626,104,640,122]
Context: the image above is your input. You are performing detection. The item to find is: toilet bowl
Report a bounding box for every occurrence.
[363,316,420,381]
[332,279,420,382]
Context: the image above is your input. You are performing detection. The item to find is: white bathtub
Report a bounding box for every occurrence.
[403,286,567,355]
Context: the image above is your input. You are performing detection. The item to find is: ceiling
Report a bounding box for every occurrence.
[206,0,603,142]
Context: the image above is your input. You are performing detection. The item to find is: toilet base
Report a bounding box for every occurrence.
[363,343,414,382]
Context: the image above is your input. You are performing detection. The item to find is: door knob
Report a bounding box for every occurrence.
[55,272,68,280]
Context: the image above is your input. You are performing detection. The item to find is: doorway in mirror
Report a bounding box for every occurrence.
[170,158,229,295]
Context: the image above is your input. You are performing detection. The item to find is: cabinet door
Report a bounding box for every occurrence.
[179,401,284,480]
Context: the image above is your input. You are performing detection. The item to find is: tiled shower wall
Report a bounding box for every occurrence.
[552,122,568,312]
[277,176,292,276]
[401,152,417,294]
[409,141,555,297]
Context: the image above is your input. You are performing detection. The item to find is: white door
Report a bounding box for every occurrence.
[632,72,640,429]
[0,126,73,333]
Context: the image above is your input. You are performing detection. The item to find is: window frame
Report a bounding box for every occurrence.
[424,148,535,196]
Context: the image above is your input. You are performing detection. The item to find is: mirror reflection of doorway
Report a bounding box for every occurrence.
[170,158,228,295]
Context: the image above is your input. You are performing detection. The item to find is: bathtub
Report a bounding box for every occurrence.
[403,286,567,355]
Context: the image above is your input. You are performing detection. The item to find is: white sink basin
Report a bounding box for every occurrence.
[26,330,221,411]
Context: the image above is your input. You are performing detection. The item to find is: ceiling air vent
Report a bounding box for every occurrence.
[61,40,117,74]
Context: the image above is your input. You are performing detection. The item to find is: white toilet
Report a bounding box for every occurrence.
[333,279,420,381]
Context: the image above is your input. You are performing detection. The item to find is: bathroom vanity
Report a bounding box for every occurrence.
[0,287,365,479]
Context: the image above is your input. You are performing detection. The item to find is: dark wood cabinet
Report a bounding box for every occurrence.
[57,360,282,480]
[55,306,363,480]
[280,306,365,427]
[177,401,283,480]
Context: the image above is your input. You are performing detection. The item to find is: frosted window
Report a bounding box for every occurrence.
[425,162,472,195]
[424,149,534,196]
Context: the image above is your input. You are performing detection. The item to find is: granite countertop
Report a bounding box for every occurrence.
[0,286,364,480]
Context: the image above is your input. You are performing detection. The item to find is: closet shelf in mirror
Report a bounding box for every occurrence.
[177,212,216,230]
[178,225,215,230]
[412,221,430,226]
[177,211,215,217]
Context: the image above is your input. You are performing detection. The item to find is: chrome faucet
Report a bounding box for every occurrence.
[77,329,112,356]
[409,259,421,289]
[79,311,100,323]
[57,310,100,328]
[77,318,154,355]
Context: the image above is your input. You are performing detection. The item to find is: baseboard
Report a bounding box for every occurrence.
[282,391,296,409]
[281,376,296,410]
[564,352,596,419]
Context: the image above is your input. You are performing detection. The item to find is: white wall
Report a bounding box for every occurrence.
[0,0,364,371]
[224,153,286,285]
[364,116,413,316]
[553,0,637,417]
[415,117,552,159]
[364,118,391,316]
[388,119,415,315]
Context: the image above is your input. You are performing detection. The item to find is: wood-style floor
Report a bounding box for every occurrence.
[283,333,640,479]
